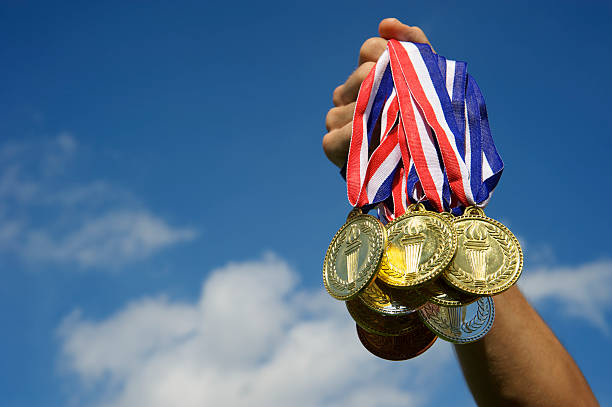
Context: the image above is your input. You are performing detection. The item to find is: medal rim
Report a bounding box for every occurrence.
[416,277,480,307]
[346,296,423,336]
[359,274,428,315]
[378,209,457,288]
[443,213,524,296]
[355,323,438,361]
[417,297,495,344]
[322,213,386,301]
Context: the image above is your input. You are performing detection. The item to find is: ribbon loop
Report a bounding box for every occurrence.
[345,41,503,221]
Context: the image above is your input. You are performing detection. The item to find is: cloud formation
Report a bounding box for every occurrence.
[520,260,612,332]
[23,210,196,267]
[59,255,455,407]
[0,135,196,268]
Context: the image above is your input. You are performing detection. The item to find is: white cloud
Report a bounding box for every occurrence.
[24,210,196,267]
[59,255,456,407]
[520,260,612,332]
[0,135,197,269]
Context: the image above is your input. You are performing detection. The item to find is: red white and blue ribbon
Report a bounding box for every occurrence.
[345,40,503,220]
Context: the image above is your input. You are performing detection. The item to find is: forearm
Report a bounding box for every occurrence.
[454,286,598,406]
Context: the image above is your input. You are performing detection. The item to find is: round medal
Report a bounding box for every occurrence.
[378,203,456,288]
[356,323,437,361]
[323,210,386,301]
[346,296,422,336]
[416,276,479,307]
[443,206,523,295]
[418,296,495,344]
[359,275,426,316]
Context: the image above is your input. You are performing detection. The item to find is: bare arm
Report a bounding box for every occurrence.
[322,18,598,406]
[455,286,598,406]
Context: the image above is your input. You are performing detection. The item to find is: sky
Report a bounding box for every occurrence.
[1,0,611,406]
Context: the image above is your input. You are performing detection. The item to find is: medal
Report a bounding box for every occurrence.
[323,209,386,301]
[418,296,495,344]
[356,323,437,361]
[326,38,516,357]
[346,296,423,336]
[416,276,479,307]
[378,203,456,288]
[359,275,426,316]
[443,206,523,295]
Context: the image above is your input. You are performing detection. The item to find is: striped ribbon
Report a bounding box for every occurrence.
[345,40,503,221]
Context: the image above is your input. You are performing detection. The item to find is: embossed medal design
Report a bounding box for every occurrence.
[323,211,386,300]
[418,297,495,344]
[356,323,437,361]
[443,206,523,295]
[379,204,456,288]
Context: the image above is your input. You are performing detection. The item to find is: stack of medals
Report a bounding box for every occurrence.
[323,40,523,360]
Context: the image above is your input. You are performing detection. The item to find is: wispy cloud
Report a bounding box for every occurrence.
[23,210,196,268]
[0,135,197,269]
[58,254,455,407]
[520,260,612,332]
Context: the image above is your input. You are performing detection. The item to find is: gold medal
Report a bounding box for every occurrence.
[346,296,422,336]
[323,208,386,301]
[418,297,495,344]
[416,276,479,307]
[378,203,456,288]
[359,277,426,315]
[443,206,523,295]
[356,323,437,361]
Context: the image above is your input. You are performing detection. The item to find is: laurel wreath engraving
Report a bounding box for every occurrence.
[384,217,452,283]
[462,299,490,333]
[324,217,384,299]
[419,298,493,343]
[449,219,520,292]
[362,282,389,307]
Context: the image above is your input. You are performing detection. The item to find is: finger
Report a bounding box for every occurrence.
[378,18,433,50]
[333,61,375,106]
[325,102,356,132]
[358,37,387,66]
[322,121,352,168]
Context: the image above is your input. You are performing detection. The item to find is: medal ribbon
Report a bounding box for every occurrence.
[346,40,503,219]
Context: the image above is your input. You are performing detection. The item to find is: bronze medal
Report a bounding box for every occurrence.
[356,323,437,361]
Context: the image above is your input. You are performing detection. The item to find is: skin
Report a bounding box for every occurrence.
[322,18,599,407]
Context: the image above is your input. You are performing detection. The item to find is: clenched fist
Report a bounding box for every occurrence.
[322,18,432,168]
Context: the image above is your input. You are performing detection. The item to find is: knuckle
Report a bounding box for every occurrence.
[332,86,344,106]
[359,37,385,61]
[322,131,334,154]
[325,109,337,131]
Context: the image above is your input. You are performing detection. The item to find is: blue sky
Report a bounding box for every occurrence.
[1,1,611,406]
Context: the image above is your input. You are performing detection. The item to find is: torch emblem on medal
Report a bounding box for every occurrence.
[464,223,490,287]
[443,306,467,335]
[399,219,426,277]
[343,224,362,283]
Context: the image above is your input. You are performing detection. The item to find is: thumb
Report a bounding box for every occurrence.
[378,18,432,49]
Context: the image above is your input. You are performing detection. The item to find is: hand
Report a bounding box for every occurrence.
[322,18,432,168]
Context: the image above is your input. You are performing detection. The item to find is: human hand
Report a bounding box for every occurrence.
[322,18,432,168]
